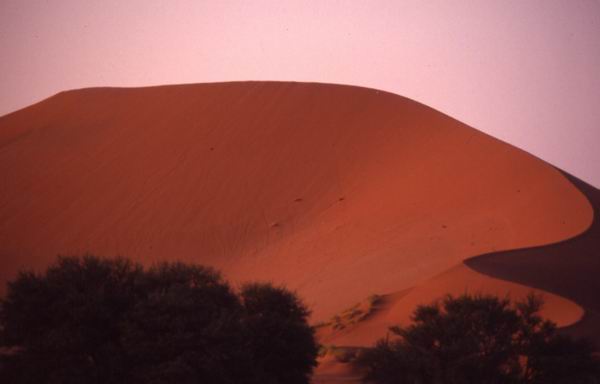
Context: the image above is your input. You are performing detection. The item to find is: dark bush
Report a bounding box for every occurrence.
[0,255,318,384]
[358,293,600,384]
[119,262,248,384]
[240,283,318,384]
[0,256,143,384]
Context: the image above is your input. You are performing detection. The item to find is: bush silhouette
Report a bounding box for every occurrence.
[0,255,318,384]
[241,283,319,384]
[118,262,249,383]
[358,293,600,384]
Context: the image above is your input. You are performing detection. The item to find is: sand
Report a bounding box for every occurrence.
[0,82,596,383]
[466,173,600,345]
[314,174,599,382]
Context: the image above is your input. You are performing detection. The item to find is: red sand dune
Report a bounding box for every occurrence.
[316,264,584,348]
[466,174,600,345]
[314,174,600,382]
[0,82,596,382]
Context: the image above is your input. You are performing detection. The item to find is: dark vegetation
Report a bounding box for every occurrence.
[0,255,318,384]
[2,255,599,384]
[358,293,600,384]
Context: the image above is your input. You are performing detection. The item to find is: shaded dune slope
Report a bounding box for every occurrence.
[466,174,600,345]
[0,82,593,328]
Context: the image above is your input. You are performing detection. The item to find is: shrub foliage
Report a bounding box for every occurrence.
[0,255,318,384]
[359,293,600,384]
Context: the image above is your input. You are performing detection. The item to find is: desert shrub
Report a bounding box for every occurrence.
[358,293,600,384]
[240,283,319,384]
[0,255,318,384]
[0,256,143,383]
[118,262,248,384]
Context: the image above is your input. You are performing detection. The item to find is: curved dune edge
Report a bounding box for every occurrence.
[314,172,595,383]
[316,264,584,348]
[465,173,600,345]
[317,172,595,349]
[313,262,588,384]
[0,82,595,349]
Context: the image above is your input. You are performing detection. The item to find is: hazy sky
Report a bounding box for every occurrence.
[1,1,599,187]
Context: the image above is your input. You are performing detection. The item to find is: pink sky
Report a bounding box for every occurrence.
[1,1,599,187]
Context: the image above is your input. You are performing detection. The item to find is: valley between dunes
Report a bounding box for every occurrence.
[0,82,597,382]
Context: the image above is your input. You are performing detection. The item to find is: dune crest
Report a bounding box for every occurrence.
[0,82,592,333]
[317,264,584,348]
[466,174,600,345]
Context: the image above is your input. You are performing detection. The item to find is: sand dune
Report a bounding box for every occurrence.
[317,264,584,348]
[465,174,600,345]
[0,83,596,383]
[314,173,599,382]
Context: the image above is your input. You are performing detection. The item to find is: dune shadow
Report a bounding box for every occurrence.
[465,172,600,344]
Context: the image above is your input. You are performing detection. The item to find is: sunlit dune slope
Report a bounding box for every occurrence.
[0,82,592,323]
[466,174,600,345]
[316,264,584,348]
